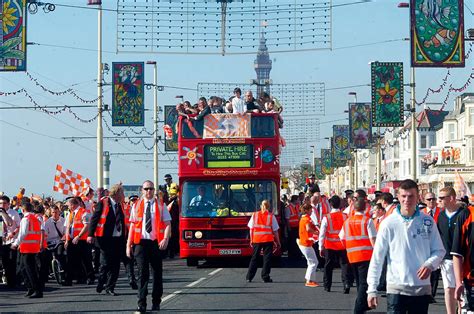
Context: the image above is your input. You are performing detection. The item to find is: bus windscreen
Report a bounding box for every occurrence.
[181,180,277,218]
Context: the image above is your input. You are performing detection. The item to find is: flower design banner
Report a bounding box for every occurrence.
[1,0,27,71]
[349,103,372,149]
[332,125,351,165]
[371,62,404,127]
[164,105,178,151]
[321,149,333,175]
[314,158,324,180]
[410,0,464,67]
[112,62,145,126]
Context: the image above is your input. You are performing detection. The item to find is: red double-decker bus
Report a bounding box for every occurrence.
[177,113,282,266]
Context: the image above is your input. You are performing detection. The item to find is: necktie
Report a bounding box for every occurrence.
[145,201,152,233]
[115,204,122,233]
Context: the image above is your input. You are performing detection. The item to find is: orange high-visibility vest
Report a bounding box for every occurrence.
[324,211,346,250]
[128,198,166,244]
[385,204,397,216]
[423,207,443,223]
[349,203,372,218]
[343,215,373,263]
[373,215,385,232]
[94,197,110,237]
[251,211,274,243]
[298,214,315,247]
[122,202,131,232]
[288,203,300,228]
[19,214,42,254]
[67,207,88,241]
[34,213,47,249]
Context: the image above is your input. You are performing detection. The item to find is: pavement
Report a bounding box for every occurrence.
[0,257,448,313]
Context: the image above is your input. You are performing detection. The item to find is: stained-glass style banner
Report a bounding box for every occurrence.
[314,158,324,180]
[410,0,464,67]
[333,125,351,164]
[164,105,179,152]
[371,62,404,127]
[1,0,27,71]
[349,103,372,149]
[112,62,145,126]
[321,149,333,175]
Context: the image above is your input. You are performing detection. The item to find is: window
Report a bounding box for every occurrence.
[181,180,277,218]
[251,115,275,138]
[394,143,399,159]
[182,119,204,138]
[448,124,455,140]
[430,135,436,146]
[470,138,474,162]
[470,108,474,126]
[408,158,411,175]
[420,135,427,148]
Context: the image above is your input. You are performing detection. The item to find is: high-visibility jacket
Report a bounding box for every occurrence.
[298,214,315,247]
[66,207,88,241]
[288,203,300,228]
[19,214,42,254]
[324,211,346,250]
[94,197,110,237]
[373,215,385,231]
[343,215,373,263]
[349,203,372,218]
[423,207,443,223]
[251,210,274,243]
[122,202,131,232]
[128,198,166,244]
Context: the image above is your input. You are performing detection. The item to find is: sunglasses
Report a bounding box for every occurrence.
[143,187,155,191]
[425,198,436,201]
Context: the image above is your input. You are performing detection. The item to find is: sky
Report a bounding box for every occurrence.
[0,0,473,197]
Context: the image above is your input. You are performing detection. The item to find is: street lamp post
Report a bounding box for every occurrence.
[324,137,332,194]
[146,61,159,188]
[410,68,417,181]
[310,145,315,174]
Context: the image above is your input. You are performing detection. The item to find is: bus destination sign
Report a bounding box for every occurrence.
[204,144,253,168]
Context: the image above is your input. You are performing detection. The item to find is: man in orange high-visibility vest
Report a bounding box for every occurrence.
[126,180,171,313]
[88,183,126,296]
[319,196,350,293]
[12,202,43,298]
[64,197,95,286]
[246,200,281,283]
[340,198,376,314]
[285,195,301,259]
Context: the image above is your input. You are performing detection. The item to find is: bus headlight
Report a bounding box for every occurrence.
[195,231,203,239]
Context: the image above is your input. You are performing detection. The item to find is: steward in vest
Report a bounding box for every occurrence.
[126,180,171,313]
[64,196,95,286]
[310,193,329,270]
[319,196,350,293]
[348,189,372,218]
[340,198,377,314]
[296,203,320,287]
[285,195,301,259]
[88,183,126,296]
[12,202,43,298]
[246,199,281,283]
[33,205,49,291]
[423,191,444,302]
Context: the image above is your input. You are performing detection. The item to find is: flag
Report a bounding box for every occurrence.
[203,113,251,139]
[53,164,91,197]
[454,170,472,199]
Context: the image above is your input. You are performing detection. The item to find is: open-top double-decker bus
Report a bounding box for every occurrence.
[177,113,282,266]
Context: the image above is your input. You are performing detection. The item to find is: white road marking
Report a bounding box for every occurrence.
[208,268,223,276]
[162,290,182,303]
[186,277,206,287]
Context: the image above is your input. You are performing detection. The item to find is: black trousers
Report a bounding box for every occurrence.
[430,269,441,297]
[122,252,136,284]
[312,242,326,269]
[352,261,370,314]
[323,249,349,290]
[246,242,273,281]
[287,228,301,258]
[37,250,50,289]
[386,294,430,314]
[20,253,41,293]
[1,244,17,287]
[65,240,94,283]
[134,239,164,309]
[97,237,124,291]
[92,241,101,273]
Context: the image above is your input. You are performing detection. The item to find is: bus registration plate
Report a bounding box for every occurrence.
[219,249,241,255]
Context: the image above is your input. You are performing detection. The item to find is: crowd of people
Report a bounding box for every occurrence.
[175,88,284,128]
[247,176,474,314]
[0,175,180,313]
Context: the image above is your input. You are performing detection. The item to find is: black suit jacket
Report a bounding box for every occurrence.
[88,197,125,238]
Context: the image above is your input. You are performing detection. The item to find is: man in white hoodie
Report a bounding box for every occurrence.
[366,179,445,313]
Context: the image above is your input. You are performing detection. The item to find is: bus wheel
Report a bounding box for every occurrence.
[186,258,199,267]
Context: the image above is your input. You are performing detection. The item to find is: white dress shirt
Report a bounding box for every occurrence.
[319,208,342,251]
[130,198,171,241]
[14,212,35,247]
[3,208,21,245]
[338,211,377,241]
[44,216,65,244]
[109,198,122,237]
[247,212,279,231]
[231,97,245,114]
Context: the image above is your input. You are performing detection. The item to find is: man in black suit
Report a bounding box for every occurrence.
[87,183,126,296]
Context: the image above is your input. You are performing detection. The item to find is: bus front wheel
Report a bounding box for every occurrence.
[186,258,199,267]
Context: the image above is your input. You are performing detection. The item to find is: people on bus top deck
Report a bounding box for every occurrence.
[244,91,261,113]
[231,88,246,114]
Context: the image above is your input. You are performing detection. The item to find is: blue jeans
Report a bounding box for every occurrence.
[386,294,430,314]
